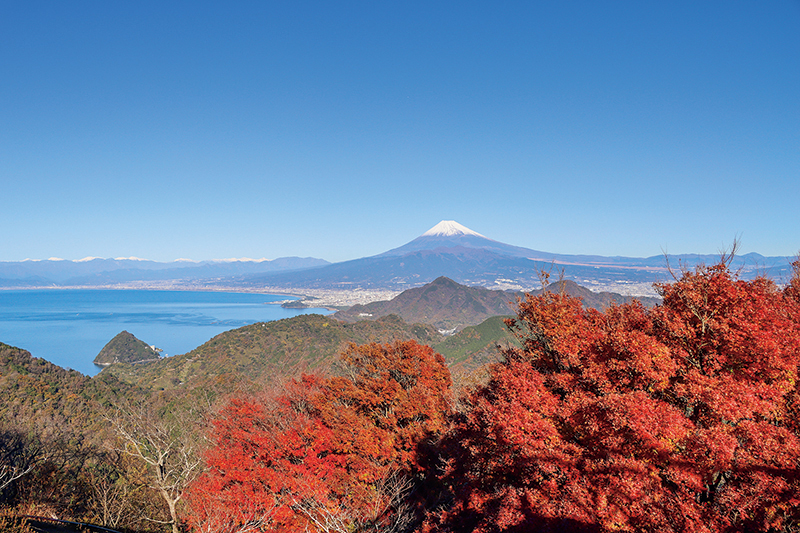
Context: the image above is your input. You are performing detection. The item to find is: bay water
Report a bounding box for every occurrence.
[0,289,332,376]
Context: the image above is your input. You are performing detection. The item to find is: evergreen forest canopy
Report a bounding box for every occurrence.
[2,254,800,532]
[94,331,161,366]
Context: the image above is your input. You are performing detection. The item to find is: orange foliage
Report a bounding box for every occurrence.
[185,340,451,533]
[431,261,800,533]
[186,259,800,533]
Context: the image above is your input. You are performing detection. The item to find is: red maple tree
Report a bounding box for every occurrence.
[185,340,452,533]
[430,259,800,533]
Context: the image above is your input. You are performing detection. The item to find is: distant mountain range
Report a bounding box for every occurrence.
[2,221,794,294]
[0,256,329,287]
[239,221,794,294]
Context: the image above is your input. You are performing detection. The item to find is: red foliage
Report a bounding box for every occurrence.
[185,340,451,533]
[430,262,800,533]
[320,340,452,469]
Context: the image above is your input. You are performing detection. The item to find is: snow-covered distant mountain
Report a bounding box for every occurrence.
[379,220,537,258]
[422,220,486,237]
[3,221,793,294]
[242,221,795,294]
[0,256,329,287]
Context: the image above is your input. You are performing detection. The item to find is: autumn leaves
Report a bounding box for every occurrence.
[184,260,800,533]
[437,261,800,532]
[185,342,452,533]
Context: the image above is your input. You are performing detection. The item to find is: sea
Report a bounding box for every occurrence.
[0,289,333,376]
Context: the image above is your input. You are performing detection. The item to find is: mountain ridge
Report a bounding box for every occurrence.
[0,256,329,287]
[241,221,795,294]
[2,221,793,294]
[334,275,661,332]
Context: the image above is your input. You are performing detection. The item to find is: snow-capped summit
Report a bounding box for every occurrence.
[422,220,486,238]
[377,220,534,258]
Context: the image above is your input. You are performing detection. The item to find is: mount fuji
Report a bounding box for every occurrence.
[377,220,538,259]
[242,221,793,294]
[7,221,790,294]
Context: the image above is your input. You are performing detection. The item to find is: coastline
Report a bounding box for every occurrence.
[0,287,349,376]
[0,279,661,301]
[0,282,401,309]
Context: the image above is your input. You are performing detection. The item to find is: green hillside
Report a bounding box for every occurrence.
[94,330,160,366]
[434,315,517,365]
[102,314,444,392]
[0,342,134,435]
[432,315,519,383]
[336,276,518,332]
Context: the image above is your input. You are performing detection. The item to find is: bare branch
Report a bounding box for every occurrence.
[106,397,206,533]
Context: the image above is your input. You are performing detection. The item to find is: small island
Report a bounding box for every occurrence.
[94,330,162,366]
[281,299,309,309]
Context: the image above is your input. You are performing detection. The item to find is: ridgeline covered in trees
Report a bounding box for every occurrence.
[2,255,800,532]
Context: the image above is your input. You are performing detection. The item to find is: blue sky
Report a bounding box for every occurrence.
[2,1,798,263]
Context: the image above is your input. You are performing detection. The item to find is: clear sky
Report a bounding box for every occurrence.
[2,1,799,263]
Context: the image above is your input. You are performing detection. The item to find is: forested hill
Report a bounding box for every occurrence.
[101,314,444,392]
[101,278,661,392]
[0,342,160,524]
[335,276,661,332]
[94,330,160,366]
[335,276,519,332]
[0,342,134,435]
